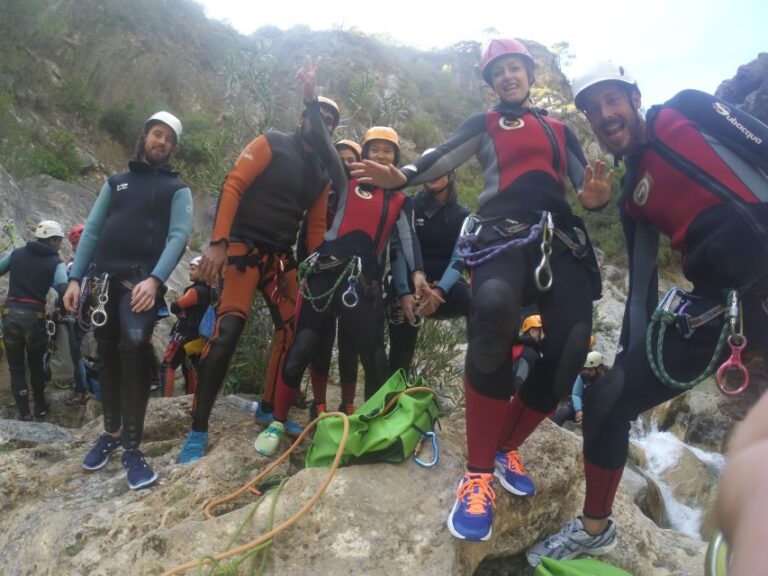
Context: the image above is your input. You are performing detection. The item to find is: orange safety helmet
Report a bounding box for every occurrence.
[317,96,341,129]
[480,38,535,85]
[362,126,400,164]
[521,314,542,334]
[335,139,362,161]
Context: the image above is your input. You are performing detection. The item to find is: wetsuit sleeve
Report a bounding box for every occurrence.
[436,239,465,294]
[304,184,330,253]
[306,100,348,194]
[70,181,112,281]
[211,136,273,244]
[400,113,486,186]
[392,197,423,273]
[150,187,193,283]
[172,286,199,313]
[389,241,411,296]
[565,124,587,190]
[0,252,10,276]
[571,375,585,412]
[436,204,470,294]
[52,261,68,293]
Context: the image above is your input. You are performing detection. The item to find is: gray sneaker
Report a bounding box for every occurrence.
[526,517,617,567]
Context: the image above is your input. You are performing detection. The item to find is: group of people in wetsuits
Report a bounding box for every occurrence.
[7,38,767,572]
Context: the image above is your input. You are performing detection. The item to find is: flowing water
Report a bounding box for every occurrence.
[631,419,725,538]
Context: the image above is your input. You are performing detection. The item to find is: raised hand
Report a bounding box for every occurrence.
[349,160,407,188]
[297,57,320,102]
[578,160,613,210]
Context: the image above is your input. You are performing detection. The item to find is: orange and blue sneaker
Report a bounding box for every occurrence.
[446,472,496,541]
[494,450,536,496]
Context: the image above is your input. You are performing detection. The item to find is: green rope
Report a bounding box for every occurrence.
[297,258,356,313]
[646,305,730,391]
[197,476,289,576]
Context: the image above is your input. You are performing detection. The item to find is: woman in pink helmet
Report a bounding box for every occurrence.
[353,38,609,542]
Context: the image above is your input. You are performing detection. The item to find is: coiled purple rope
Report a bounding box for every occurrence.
[457,211,547,267]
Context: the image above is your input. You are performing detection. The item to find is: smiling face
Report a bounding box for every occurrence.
[581,82,645,157]
[489,55,531,105]
[143,122,176,165]
[365,140,397,166]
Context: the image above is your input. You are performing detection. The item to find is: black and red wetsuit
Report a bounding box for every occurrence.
[272,174,424,417]
[580,97,768,520]
[399,101,597,474]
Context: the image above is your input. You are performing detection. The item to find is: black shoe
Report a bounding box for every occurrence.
[82,432,122,471]
[34,402,51,421]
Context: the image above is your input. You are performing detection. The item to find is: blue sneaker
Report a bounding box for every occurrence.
[121,449,158,490]
[446,472,496,541]
[254,404,303,438]
[177,431,208,464]
[82,432,121,471]
[494,450,536,496]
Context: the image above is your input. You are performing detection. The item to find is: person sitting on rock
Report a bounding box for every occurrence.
[0,220,68,421]
[551,350,607,427]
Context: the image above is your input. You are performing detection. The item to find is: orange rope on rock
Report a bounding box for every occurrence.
[161,411,350,576]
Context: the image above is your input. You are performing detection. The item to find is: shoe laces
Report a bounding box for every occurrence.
[265,423,284,438]
[503,450,527,475]
[457,473,495,516]
[545,518,581,548]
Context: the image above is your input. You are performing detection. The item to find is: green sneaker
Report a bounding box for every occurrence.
[254,421,285,456]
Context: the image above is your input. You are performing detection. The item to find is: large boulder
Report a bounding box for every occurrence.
[0,396,707,575]
[716,52,768,124]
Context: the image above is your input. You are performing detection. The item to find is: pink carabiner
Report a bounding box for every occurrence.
[716,334,749,396]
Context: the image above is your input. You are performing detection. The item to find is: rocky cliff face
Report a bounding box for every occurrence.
[716,52,768,124]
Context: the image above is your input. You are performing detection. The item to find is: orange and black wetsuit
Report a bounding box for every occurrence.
[161,280,211,396]
[191,122,331,432]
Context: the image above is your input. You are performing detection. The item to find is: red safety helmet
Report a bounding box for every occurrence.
[480,38,535,85]
[68,223,85,248]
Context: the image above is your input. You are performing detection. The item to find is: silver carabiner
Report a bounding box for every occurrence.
[46,319,56,337]
[534,212,554,292]
[413,431,439,468]
[460,214,482,237]
[341,257,361,309]
[91,291,109,327]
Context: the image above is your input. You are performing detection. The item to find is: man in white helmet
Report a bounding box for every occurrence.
[63,111,193,490]
[527,63,768,567]
[0,220,68,420]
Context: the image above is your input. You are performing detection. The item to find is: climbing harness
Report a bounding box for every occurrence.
[647,288,749,393]
[456,211,555,293]
[716,291,750,396]
[78,272,109,331]
[534,212,554,291]
[412,431,439,468]
[298,254,362,313]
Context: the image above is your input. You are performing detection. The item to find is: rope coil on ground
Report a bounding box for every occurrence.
[161,412,350,576]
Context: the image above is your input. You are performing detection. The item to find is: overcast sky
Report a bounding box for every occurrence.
[196,0,767,109]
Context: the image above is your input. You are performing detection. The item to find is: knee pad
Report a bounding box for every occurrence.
[469,279,519,375]
[282,329,318,388]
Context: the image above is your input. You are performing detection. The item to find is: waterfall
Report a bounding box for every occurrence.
[630,418,725,539]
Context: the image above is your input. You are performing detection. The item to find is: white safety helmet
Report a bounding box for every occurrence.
[190,256,202,267]
[34,220,64,240]
[572,61,637,111]
[584,350,605,369]
[145,111,182,142]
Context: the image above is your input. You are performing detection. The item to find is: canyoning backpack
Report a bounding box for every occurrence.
[645,89,768,239]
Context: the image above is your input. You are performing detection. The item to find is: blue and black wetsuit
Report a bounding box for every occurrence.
[0,241,68,418]
[70,160,193,449]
